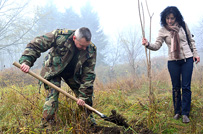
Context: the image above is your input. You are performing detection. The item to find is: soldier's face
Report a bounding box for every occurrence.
[73,36,90,50]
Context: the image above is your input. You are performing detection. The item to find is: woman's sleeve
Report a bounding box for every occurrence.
[185,23,199,57]
[147,28,165,51]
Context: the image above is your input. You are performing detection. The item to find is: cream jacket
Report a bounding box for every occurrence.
[148,24,199,61]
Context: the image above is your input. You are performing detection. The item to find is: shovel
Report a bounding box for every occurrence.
[13,62,129,128]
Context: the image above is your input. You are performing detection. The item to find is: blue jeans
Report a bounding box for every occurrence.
[168,57,194,116]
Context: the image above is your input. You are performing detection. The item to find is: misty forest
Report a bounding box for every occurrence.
[0,0,203,133]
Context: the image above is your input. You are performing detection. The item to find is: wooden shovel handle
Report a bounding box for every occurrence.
[12,62,102,116]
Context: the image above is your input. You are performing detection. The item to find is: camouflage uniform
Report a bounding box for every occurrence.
[19,29,97,123]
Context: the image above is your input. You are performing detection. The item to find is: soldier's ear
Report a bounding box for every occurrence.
[73,35,76,41]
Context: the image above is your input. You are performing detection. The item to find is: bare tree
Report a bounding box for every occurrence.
[0,0,29,49]
[119,27,143,79]
[0,0,41,69]
[104,37,123,83]
[193,17,203,55]
[138,0,156,128]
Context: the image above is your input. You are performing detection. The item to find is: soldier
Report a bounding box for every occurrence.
[19,27,97,127]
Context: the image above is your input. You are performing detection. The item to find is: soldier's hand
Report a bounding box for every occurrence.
[77,99,85,106]
[20,63,30,73]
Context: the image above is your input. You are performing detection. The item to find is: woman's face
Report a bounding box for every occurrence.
[166,13,176,26]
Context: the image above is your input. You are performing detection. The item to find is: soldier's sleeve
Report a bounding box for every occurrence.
[19,30,59,67]
[78,44,97,100]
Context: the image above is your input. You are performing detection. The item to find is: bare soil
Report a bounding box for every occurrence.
[89,110,154,134]
[90,123,154,134]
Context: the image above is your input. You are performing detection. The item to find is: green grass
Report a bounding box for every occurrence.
[0,69,203,133]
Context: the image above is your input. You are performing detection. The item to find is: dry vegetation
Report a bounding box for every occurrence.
[0,64,203,133]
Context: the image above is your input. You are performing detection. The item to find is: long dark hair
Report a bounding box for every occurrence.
[160,6,184,27]
[160,6,192,51]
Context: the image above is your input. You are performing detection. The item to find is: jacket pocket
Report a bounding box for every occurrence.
[52,56,61,66]
[44,53,52,67]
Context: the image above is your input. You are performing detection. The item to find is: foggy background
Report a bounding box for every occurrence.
[0,0,202,83]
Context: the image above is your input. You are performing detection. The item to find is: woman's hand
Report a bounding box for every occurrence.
[193,56,200,64]
[142,38,149,47]
[20,63,30,73]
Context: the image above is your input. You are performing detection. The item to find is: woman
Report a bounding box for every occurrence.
[142,6,200,123]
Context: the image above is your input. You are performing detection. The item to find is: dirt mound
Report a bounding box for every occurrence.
[90,124,154,134]
[90,110,154,134]
[91,126,123,134]
[129,119,154,134]
[104,110,129,128]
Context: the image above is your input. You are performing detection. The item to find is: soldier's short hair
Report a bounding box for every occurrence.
[75,27,91,41]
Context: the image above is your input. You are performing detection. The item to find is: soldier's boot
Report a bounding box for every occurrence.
[39,118,48,128]
[39,118,56,131]
[89,114,97,127]
[80,107,97,127]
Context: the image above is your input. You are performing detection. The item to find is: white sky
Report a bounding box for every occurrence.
[35,0,203,37]
[30,0,203,38]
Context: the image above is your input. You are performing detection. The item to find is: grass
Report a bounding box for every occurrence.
[0,67,203,133]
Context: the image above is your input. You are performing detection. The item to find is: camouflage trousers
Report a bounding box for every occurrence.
[42,75,93,122]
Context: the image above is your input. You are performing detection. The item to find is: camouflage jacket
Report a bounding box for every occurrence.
[19,29,97,98]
